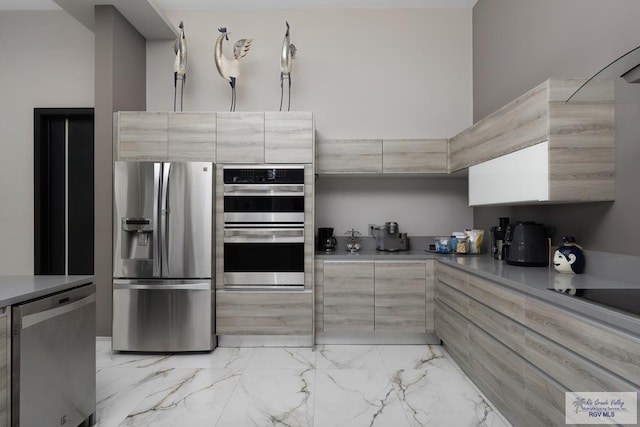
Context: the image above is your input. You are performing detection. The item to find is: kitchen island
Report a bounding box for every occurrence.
[0,275,95,427]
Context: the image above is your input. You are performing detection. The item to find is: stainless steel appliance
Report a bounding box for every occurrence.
[12,283,96,427]
[373,221,410,252]
[504,221,555,267]
[113,161,214,352]
[222,165,305,289]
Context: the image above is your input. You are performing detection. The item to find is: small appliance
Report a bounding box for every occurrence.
[373,221,410,252]
[490,217,510,260]
[318,227,337,252]
[504,221,555,267]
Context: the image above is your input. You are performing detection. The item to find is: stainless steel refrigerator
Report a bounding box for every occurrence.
[112,161,215,352]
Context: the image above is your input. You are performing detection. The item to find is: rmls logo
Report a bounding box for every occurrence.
[566,392,637,425]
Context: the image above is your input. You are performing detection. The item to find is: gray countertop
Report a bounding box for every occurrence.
[0,275,94,307]
[317,236,640,337]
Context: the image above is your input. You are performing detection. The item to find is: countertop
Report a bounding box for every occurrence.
[316,236,640,336]
[0,275,94,307]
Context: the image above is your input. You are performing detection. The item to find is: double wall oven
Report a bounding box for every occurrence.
[222,165,306,289]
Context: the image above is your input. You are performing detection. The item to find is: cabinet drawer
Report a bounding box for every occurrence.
[434,299,468,369]
[524,364,569,427]
[469,324,527,426]
[467,273,524,323]
[525,297,640,387]
[435,263,468,294]
[216,290,312,335]
[525,330,640,397]
[435,281,468,317]
[468,298,525,354]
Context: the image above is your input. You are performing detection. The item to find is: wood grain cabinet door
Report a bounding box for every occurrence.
[0,308,8,426]
[168,112,216,161]
[216,112,264,163]
[265,112,313,164]
[382,139,448,174]
[216,290,312,335]
[323,261,374,332]
[374,260,426,333]
[316,139,382,174]
[115,111,168,160]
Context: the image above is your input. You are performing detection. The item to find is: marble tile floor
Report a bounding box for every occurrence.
[96,339,512,427]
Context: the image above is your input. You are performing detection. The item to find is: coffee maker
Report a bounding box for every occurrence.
[318,227,337,252]
[490,217,509,260]
[374,222,410,252]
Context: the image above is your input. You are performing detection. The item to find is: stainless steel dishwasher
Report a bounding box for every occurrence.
[12,283,96,427]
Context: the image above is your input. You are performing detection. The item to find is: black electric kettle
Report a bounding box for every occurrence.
[504,221,556,267]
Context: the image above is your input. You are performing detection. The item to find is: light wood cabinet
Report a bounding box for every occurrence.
[382,139,447,173]
[316,139,382,174]
[374,260,426,333]
[524,296,640,386]
[314,259,324,333]
[115,111,168,160]
[323,261,374,332]
[468,324,527,426]
[451,78,614,204]
[435,261,640,427]
[0,308,9,426]
[215,290,312,335]
[265,112,314,164]
[216,112,265,163]
[167,112,216,161]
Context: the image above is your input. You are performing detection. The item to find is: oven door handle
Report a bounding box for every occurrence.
[224,228,304,243]
[223,184,304,196]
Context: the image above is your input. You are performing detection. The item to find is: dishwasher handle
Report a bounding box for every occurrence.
[20,293,96,330]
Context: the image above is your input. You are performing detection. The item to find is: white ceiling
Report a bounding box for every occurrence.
[0,0,478,11]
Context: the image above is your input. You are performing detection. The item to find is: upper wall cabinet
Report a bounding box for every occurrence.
[382,139,448,174]
[316,139,382,174]
[265,112,314,164]
[168,112,216,161]
[115,111,314,164]
[114,112,168,160]
[450,79,615,204]
[316,138,448,175]
[216,112,265,163]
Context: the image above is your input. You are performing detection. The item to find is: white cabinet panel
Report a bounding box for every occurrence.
[469,141,549,206]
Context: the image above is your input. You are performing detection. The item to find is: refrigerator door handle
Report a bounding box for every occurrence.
[153,163,162,277]
[161,162,171,277]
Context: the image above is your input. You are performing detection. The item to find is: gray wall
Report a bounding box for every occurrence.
[95,6,146,336]
[0,11,94,274]
[147,8,475,236]
[472,0,640,256]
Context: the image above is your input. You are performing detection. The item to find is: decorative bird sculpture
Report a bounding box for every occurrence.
[279,21,297,111]
[173,21,187,112]
[214,27,253,112]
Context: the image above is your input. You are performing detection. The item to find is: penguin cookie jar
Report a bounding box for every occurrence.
[553,236,585,274]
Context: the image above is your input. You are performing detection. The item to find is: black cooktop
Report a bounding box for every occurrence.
[551,288,640,317]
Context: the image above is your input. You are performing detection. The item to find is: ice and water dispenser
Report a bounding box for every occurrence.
[121,217,153,259]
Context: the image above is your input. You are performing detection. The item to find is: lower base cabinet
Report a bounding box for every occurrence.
[435,263,640,427]
[318,259,435,336]
[216,290,312,335]
[0,308,8,426]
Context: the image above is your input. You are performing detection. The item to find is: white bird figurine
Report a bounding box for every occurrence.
[279,21,297,111]
[173,21,187,112]
[214,27,253,112]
